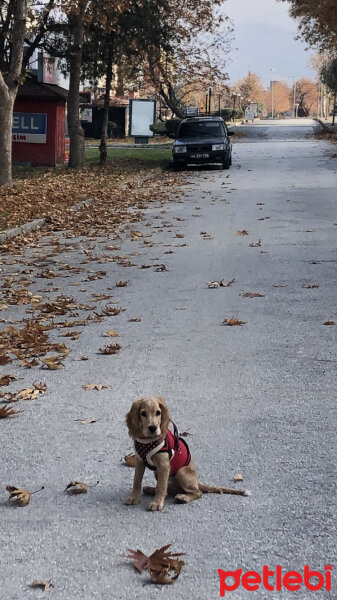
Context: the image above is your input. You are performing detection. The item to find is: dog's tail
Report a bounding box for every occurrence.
[198,483,250,497]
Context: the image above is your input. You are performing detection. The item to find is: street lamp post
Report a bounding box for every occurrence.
[270,68,276,119]
[232,92,237,121]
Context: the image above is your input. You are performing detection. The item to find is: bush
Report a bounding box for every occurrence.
[150,118,182,136]
[149,122,167,135]
[220,108,244,121]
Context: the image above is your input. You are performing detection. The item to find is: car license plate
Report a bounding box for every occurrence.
[190,153,209,158]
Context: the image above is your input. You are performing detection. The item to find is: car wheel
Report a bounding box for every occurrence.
[173,160,185,171]
[222,153,230,169]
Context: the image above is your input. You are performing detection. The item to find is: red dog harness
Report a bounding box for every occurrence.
[135,422,191,476]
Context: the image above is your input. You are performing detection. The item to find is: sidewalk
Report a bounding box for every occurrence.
[314,117,337,134]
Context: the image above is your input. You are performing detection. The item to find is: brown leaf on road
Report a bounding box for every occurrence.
[99,306,121,317]
[42,356,64,370]
[64,481,88,494]
[31,580,53,591]
[125,544,185,584]
[19,358,39,368]
[302,284,319,289]
[85,271,107,281]
[175,233,184,238]
[234,473,243,481]
[116,280,128,287]
[273,283,287,288]
[98,344,121,355]
[62,331,81,340]
[74,417,98,425]
[65,480,99,494]
[323,320,335,325]
[82,383,111,391]
[128,317,141,322]
[154,264,168,272]
[102,330,119,337]
[0,354,12,365]
[140,264,152,269]
[241,292,265,298]
[0,404,23,419]
[220,278,235,287]
[124,453,136,467]
[0,375,17,386]
[249,239,261,247]
[6,484,43,506]
[237,230,249,236]
[223,318,246,326]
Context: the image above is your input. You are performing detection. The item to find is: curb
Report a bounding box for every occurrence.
[0,198,93,244]
[313,118,337,133]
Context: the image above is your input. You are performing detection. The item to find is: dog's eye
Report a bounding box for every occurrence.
[140,410,146,417]
[155,410,161,416]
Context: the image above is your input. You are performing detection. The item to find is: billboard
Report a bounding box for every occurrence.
[129,99,156,137]
[12,112,47,143]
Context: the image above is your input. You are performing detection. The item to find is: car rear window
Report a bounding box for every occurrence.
[178,121,225,138]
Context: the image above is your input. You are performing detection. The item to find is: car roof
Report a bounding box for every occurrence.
[180,116,225,124]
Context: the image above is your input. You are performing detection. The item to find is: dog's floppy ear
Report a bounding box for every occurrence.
[158,396,170,436]
[126,399,142,439]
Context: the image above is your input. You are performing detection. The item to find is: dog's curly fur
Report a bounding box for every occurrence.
[125,396,248,511]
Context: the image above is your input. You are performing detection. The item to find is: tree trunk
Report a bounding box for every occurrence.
[0,88,15,187]
[159,86,185,119]
[67,1,87,169]
[99,35,114,165]
[0,0,28,187]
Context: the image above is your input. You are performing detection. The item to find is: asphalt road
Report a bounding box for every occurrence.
[1,118,336,599]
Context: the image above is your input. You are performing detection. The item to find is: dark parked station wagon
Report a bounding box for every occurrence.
[172,116,234,170]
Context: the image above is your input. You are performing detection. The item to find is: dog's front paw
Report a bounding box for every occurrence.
[125,496,140,505]
[147,500,164,511]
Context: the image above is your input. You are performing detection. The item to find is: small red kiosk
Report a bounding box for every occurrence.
[12,73,68,166]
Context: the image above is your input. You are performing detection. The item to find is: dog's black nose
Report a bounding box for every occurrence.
[148,425,157,433]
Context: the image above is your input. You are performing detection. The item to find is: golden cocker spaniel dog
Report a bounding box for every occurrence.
[125,396,248,511]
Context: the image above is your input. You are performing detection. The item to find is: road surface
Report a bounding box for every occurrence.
[1,118,336,599]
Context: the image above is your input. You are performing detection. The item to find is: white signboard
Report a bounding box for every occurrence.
[129,99,156,137]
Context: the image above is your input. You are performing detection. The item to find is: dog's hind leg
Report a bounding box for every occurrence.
[174,464,202,504]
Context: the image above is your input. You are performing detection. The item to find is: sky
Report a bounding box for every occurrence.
[224,0,316,86]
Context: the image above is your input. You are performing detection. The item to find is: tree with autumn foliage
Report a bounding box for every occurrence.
[292,78,318,116]
[264,81,292,116]
[0,0,56,187]
[233,71,265,106]
[279,0,337,52]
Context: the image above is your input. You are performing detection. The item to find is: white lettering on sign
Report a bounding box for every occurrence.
[13,116,20,128]
[31,118,39,130]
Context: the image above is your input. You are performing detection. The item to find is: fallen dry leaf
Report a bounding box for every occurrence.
[116,281,128,287]
[223,318,246,326]
[102,330,119,337]
[74,417,98,425]
[64,481,88,494]
[125,544,185,584]
[0,374,16,387]
[234,473,243,482]
[6,484,43,506]
[241,292,265,298]
[128,317,141,322]
[0,354,12,366]
[0,404,23,419]
[249,239,261,247]
[98,344,121,355]
[124,453,136,467]
[302,284,319,289]
[220,278,235,287]
[82,383,111,391]
[208,281,220,288]
[42,356,64,370]
[323,320,335,325]
[64,480,99,494]
[237,230,249,236]
[31,580,53,591]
